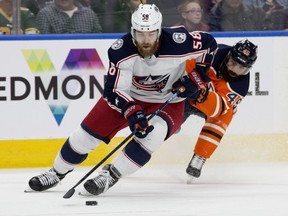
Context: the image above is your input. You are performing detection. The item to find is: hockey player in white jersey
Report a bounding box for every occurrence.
[28,3,217,196]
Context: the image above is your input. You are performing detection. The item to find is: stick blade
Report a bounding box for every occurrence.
[63,188,75,199]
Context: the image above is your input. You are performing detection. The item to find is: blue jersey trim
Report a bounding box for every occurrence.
[0,33,125,41]
[211,30,288,38]
[1,30,288,41]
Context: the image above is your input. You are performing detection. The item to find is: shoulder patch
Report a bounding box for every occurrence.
[111,39,124,50]
[172,32,187,43]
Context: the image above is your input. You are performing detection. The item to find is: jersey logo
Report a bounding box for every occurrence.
[172,32,186,43]
[111,39,123,50]
[132,74,170,92]
[243,49,250,56]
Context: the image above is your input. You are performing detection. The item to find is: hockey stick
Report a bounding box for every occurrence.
[63,89,183,199]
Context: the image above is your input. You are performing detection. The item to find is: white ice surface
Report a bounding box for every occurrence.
[1,163,288,216]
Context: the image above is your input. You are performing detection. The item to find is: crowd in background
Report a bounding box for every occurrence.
[0,0,288,35]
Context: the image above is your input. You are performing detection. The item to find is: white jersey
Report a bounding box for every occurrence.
[103,27,217,113]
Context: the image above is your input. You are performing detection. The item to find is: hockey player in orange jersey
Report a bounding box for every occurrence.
[183,39,258,182]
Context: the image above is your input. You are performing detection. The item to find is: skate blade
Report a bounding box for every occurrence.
[24,187,36,193]
[187,175,196,184]
[78,189,94,197]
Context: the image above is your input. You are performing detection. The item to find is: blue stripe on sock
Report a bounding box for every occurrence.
[124,139,151,167]
[60,139,88,164]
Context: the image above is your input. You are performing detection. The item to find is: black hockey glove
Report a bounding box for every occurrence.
[122,102,154,138]
[172,70,206,99]
[190,86,209,104]
[172,58,209,99]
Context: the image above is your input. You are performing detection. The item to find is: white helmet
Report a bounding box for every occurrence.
[131,4,162,39]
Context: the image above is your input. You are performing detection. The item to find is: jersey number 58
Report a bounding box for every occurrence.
[190,32,202,50]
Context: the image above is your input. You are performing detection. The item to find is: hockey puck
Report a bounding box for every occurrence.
[86,201,98,206]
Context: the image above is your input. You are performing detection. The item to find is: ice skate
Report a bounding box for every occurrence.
[82,164,121,196]
[186,154,206,184]
[28,168,66,191]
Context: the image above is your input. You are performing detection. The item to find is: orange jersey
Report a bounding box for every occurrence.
[188,44,250,158]
[192,67,249,125]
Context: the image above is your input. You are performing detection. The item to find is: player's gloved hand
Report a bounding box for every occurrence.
[122,102,154,138]
[172,58,207,98]
[172,75,200,98]
[189,86,209,104]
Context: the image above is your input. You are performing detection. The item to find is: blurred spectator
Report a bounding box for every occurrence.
[208,0,266,31]
[243,0,287,8]
[0,0,39,34]
[172,0,210,32]
[77,0,91,7]
[127,0,146,11]
[118,0,147,32]
[147,0,180,27]
[285,9,288,30]
[279,0,288,7]
[91,0,145,33]
[89,0,125,33]
[21,0,53,15]
[201,0,222,15]
[262,0,287,30]
[37,0,102,34]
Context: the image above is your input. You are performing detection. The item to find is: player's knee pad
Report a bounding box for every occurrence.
[69,127,102,154]
[135,115,168,154]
